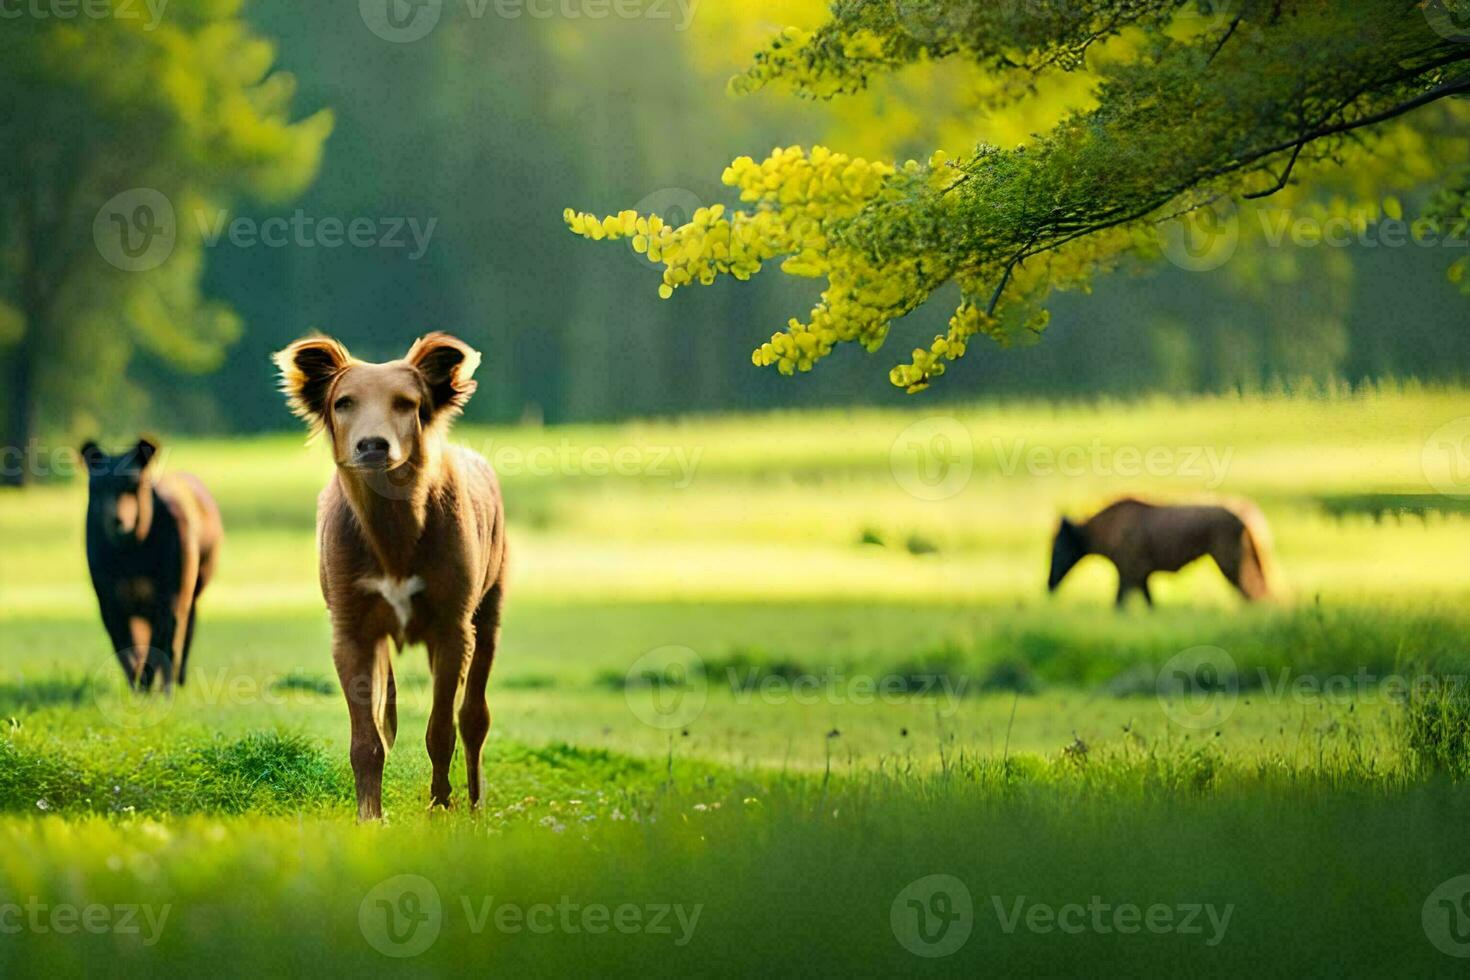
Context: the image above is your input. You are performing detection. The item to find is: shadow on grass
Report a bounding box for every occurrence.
[269,672,336,697]
[0,676,94,716]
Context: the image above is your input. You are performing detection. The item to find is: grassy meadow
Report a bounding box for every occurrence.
[4,386,1470,975]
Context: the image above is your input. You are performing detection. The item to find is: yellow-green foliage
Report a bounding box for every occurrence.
[567,1,1470,390]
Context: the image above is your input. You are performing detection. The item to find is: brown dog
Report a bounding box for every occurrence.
[1048,498,1273,607]
[274,332,507,820]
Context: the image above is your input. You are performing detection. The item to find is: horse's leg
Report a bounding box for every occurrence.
[1140,577,1154,607]
[1115,558,1148,610]
[1210,533,1251,599]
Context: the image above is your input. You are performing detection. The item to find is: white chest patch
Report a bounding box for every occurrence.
[359,575,426,631]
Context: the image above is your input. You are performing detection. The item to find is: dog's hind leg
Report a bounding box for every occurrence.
[179,603,198,687]
[461,583,503,810]
[148,606,179,693]
[178,573,207,686]
[426,621,474,810]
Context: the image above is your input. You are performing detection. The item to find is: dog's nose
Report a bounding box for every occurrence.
[355,437,391,465]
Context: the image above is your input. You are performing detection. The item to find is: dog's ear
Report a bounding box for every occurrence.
[133,437,159,471]
[79,443,106,476]
[274,335,351,428]
[406,332,480,420]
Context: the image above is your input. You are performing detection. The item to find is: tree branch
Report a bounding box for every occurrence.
[1208,14,1243,64]
[1243,138,1305,199]
[985,234,1038,316]
[1019,72,1470,263]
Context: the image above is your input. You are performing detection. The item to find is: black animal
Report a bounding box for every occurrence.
[81,438,223,689]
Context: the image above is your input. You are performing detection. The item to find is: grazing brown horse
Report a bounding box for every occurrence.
[1048,498,1273,607]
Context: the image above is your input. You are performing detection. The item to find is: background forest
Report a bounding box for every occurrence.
[3,0,1467,444]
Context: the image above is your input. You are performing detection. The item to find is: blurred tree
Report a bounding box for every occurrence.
[0,0,330,483]
[568,0,1470,392]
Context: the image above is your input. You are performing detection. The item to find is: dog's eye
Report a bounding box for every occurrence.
[334,396,355,412]
[393,397,417,413]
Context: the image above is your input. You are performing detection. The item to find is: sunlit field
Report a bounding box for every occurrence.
[4,387,1470,974]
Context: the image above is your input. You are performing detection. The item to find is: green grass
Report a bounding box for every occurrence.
[3,387,1470,974]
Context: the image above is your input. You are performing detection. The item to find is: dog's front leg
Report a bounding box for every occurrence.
[126,616,153,691]
[425,621,474,809]
[335,631,393,821]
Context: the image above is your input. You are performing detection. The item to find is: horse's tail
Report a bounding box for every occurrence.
[1233,502,1276,600]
